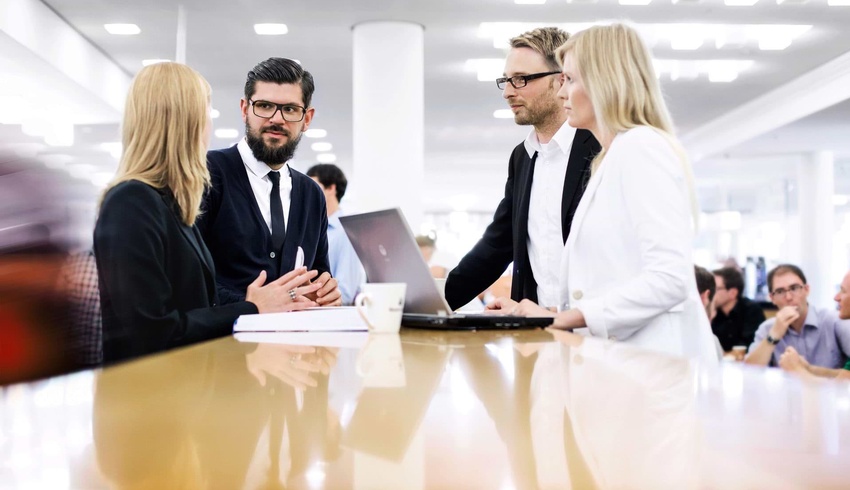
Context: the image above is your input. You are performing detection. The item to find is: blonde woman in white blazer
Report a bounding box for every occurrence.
[495,24,718,365]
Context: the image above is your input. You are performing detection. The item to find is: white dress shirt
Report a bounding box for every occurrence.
[237,138,292,234]
[524,123,577,307]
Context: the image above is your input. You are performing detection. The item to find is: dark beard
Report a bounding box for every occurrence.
[245,123,302,167]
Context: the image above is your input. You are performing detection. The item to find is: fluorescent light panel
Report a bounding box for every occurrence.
[214,128,239,139]
[104,23,140,35]
[493,109,514,119]
[254,23,288,35]
[316,153,336,163]
[311,142,333,152]
[305,129,327,138]
[142,59,170,66]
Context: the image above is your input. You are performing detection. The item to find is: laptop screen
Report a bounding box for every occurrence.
[339,208,452,316]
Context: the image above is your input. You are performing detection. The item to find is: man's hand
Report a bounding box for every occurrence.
[770,306,800,340]
[306,271,342,307]
[485,297,518,312]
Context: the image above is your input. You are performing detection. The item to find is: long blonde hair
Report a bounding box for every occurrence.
[555,24,698,224]
[104,63,211,225]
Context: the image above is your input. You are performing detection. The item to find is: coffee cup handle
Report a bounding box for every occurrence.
[354,292,374,330]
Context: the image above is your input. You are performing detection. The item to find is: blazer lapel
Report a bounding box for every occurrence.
[160,191,215,283]
[564,153,608,254]
[561,130,595,243]
[516,151,537,249]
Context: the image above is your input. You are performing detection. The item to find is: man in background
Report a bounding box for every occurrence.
[745,264,850,368]
[711,267,765,352]
[306,164,365,305]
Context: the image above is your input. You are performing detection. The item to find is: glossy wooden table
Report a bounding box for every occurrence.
[2,327,849,489]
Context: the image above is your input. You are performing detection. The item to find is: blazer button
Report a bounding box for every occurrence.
[572,290,583,300]
[270,252,276,259]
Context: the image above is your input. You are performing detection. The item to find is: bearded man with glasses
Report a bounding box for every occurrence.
[199,58,342,308]
[445,27,600,312]
[745,264,850,368]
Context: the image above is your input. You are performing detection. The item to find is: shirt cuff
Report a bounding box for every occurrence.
[580,297,609,340]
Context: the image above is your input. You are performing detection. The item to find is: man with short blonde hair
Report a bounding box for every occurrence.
[446,27,600,311]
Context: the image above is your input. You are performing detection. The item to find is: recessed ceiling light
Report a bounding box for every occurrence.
[142,59,170,66]
[210,109,220,119]
[493,109,514,119]
[465,59,504,82]
[305,129,327,138]
[311,142,333,152]
[254,23,288,35]
[316,153,337,163]
[104,23,141,35]
[215,128,239,139]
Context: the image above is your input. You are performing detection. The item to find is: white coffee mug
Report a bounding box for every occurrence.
[354,283,406,333]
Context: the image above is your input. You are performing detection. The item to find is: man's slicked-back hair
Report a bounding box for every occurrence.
[244,58,315,108]
[713,267,744,299]
[306,164,348,203]
[767,264,807,293]
[509,27,571,72]
[695,266,716,302]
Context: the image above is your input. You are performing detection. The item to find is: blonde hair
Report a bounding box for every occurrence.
[556,24,699,224]
[510,27,571,72]
[104,63,211,225]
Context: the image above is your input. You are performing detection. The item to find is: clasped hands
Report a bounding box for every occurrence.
[246,266,343,314]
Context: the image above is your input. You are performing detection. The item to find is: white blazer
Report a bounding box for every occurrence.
[560,126,718,365]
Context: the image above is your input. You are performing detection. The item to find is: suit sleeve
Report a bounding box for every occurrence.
[313,198,331,278]
[445,153,517,310]
[95,183,255,357]
[579,131,693,341]
[198,155,246,305]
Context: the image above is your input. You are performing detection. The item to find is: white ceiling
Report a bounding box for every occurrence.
[5,0,850,213]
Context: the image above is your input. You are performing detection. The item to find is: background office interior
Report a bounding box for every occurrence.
[2,0,850,307]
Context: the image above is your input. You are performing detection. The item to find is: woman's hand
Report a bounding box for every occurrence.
[245,267,321,313]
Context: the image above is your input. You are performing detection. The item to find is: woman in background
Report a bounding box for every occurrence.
[499,24,717,365]
[94,63,318,364]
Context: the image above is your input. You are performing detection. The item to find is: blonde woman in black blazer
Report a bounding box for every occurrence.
[94,63,319,364]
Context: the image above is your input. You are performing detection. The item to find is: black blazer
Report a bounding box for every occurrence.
[199,146,330,305]
[445,129,600,309]
[94,181,257,364]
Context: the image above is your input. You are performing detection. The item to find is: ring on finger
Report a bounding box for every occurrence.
[289,288,297,301]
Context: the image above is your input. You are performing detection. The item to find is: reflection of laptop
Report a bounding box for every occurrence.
[339,208,554,329]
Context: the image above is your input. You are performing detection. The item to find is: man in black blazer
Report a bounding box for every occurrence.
[446,28,600,311]
[199,58,342,306]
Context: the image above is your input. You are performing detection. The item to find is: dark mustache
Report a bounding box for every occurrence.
[263,126,290,136]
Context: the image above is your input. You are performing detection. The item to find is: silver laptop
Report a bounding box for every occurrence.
[339,208,554,329]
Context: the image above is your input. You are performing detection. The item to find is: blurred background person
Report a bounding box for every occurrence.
[416,234,447,279]
[745,264,850,369]
[93,63,320,364]
[306,163,365,305]
[0,151,78,383]
[711,266,765,353]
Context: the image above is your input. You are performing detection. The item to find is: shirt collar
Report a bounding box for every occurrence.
[523,122,578,158]
[803,303,819,329]
[328,210,342,229]
[237,138,291,187]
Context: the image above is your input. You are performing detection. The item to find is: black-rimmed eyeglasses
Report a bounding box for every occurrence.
[496,71,561,90]
[770,284,805,297]
[249,99,307,122]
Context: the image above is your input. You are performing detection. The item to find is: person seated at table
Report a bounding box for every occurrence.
[493,23,717,365]
[711,266,765,353]
[745,264,850,369]
[94,62,320,364]
[776,268,850,379]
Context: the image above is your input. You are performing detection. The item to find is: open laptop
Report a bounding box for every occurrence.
[339,208,554,329]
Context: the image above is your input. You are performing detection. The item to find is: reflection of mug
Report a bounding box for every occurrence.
[355,283,406,333]
[356,335,406,387]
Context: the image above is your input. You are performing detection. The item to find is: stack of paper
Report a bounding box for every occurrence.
[234,306,368,333]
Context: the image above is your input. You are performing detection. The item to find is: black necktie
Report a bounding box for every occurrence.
[267,170,286,251]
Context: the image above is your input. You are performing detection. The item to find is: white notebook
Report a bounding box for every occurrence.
[233,306,368,332]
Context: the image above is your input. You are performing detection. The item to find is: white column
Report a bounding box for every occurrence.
[797,151,835,307]
[352,21,424,230]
